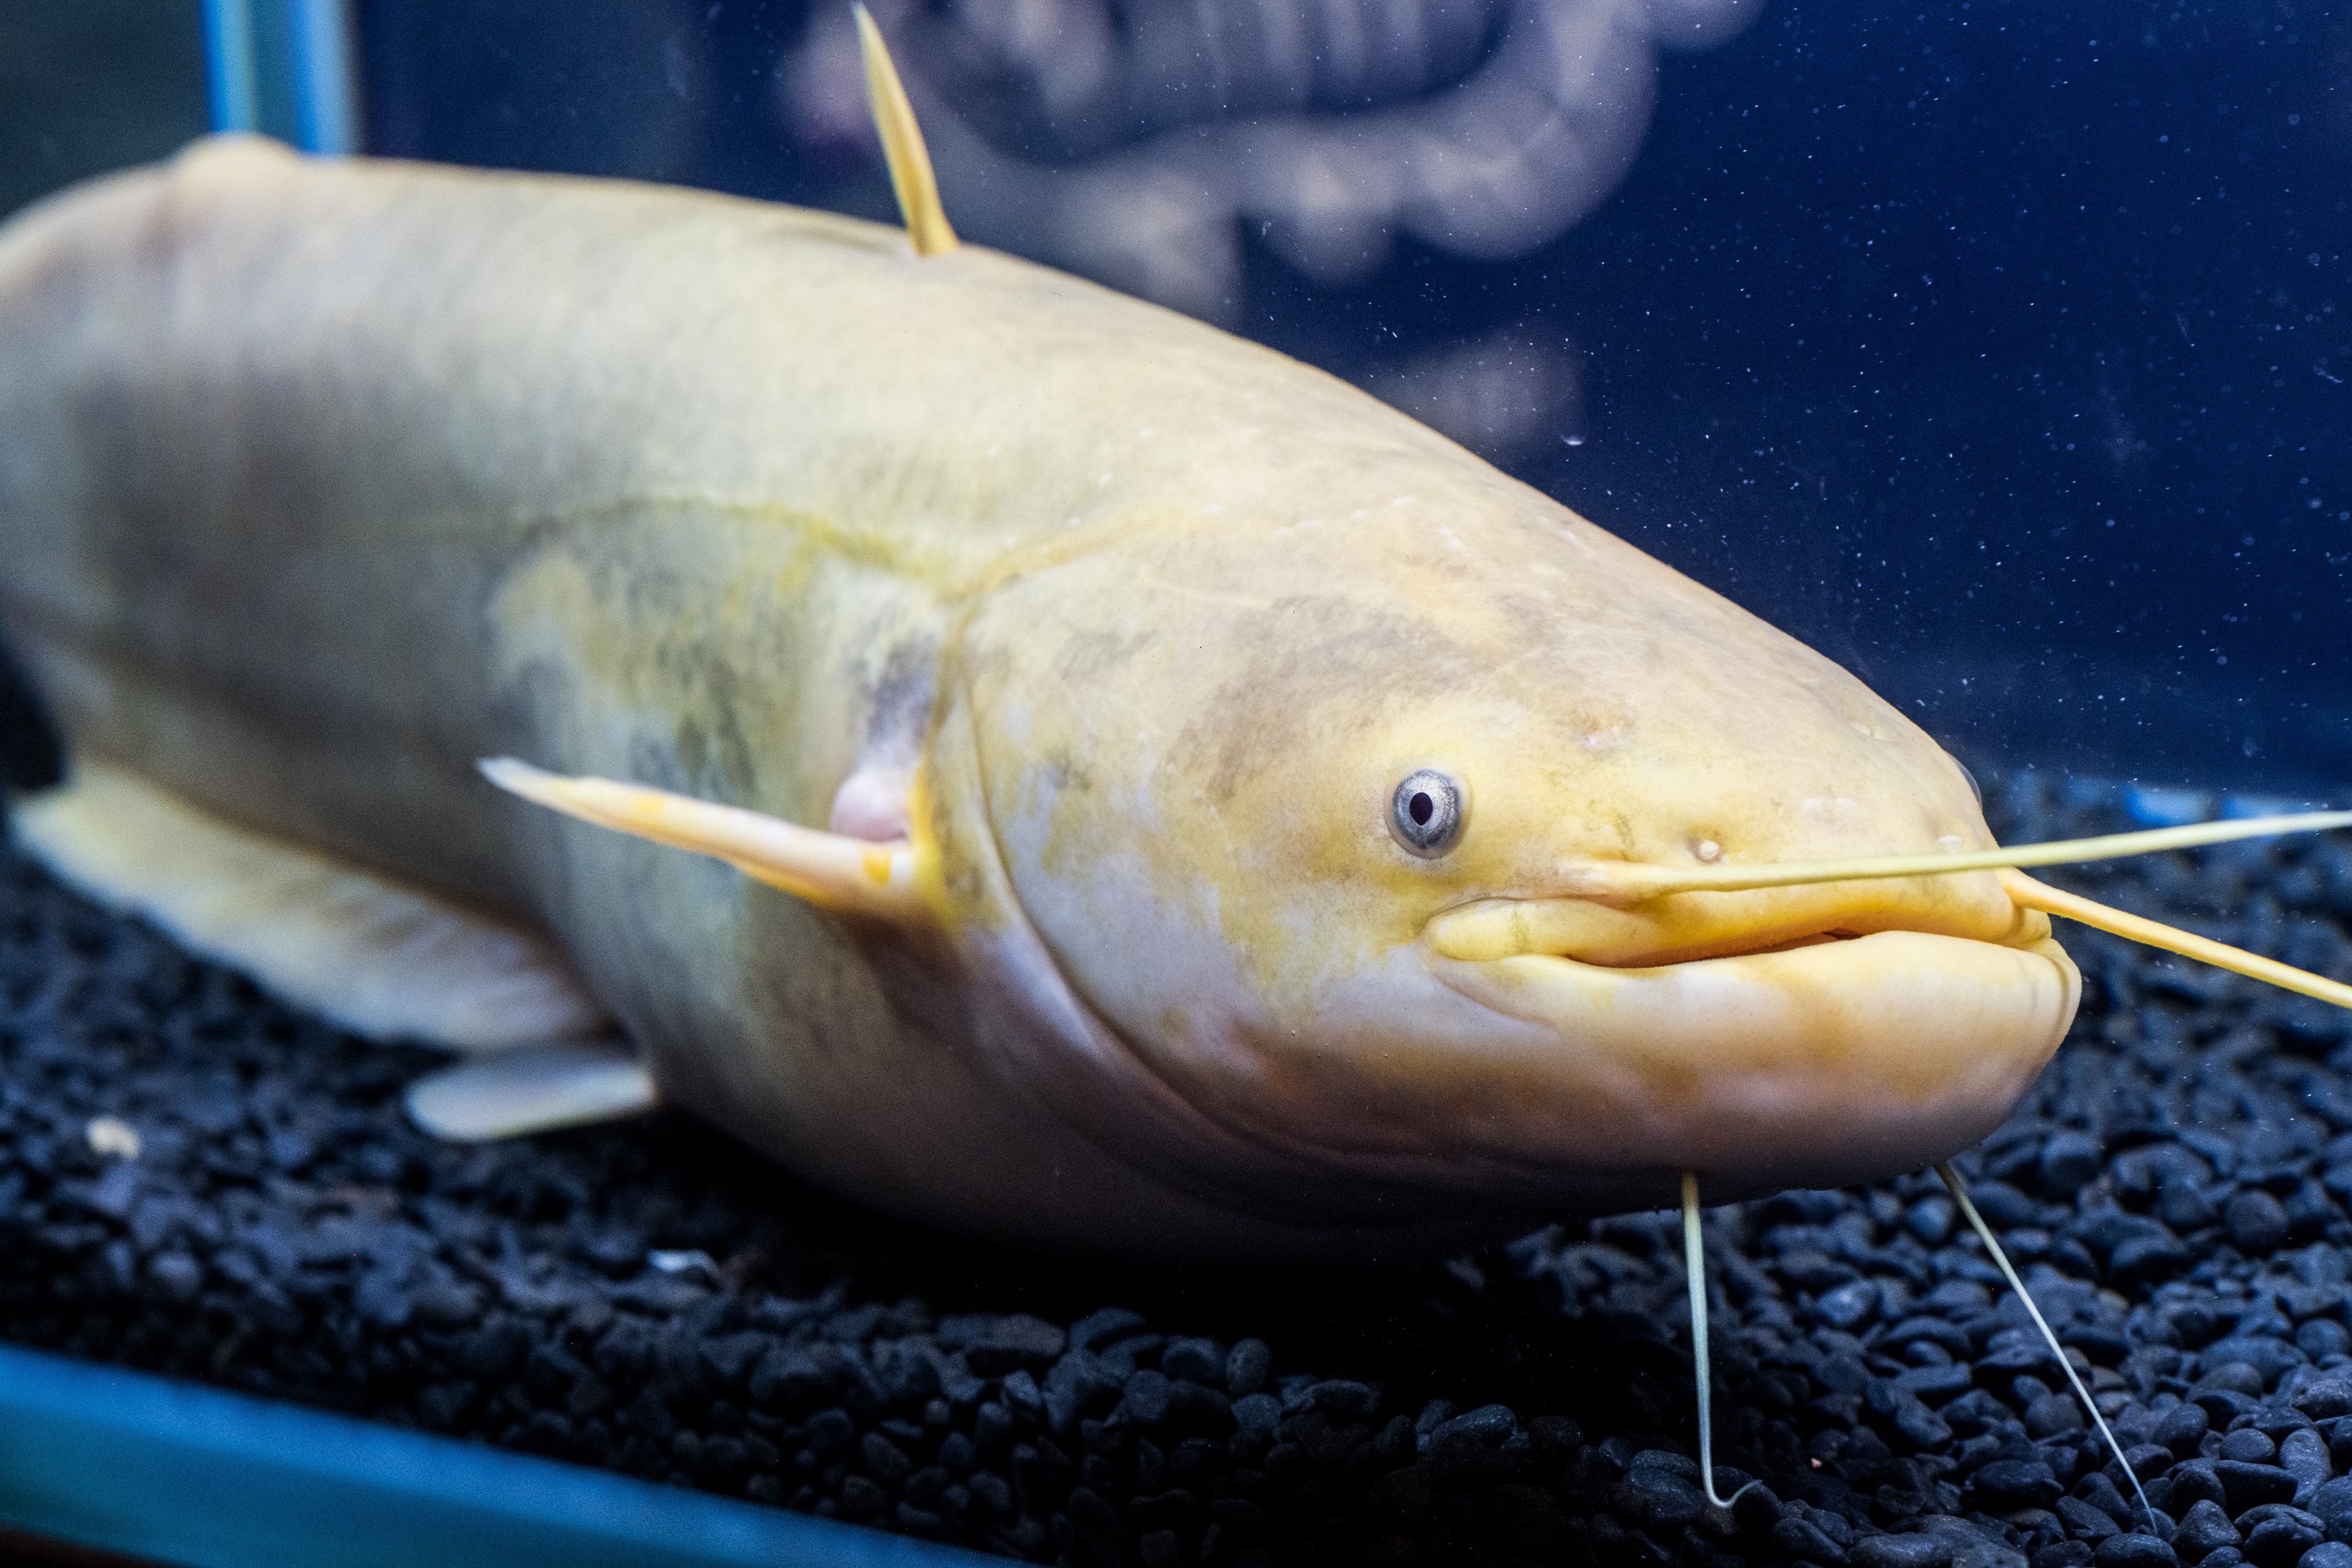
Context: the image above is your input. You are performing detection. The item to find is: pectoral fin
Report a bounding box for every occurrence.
[405,1040,658,1141]
[480,757,936,928]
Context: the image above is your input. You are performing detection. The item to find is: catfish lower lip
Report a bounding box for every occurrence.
[1425,930,2080,1200]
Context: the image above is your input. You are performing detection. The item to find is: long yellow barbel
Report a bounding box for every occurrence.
[1560,811,2352,903]
[1570,810,2352,1012]
[2000,868,2352,1011]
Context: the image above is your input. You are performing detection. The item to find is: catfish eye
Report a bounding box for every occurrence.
[1390,770,1465,857]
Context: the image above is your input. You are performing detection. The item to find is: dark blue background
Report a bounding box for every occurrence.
[356,0,2352,795]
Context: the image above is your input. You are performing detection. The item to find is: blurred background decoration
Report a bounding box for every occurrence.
[347,0,1746,464]
[2,0,2349,792]
[777,0,1757,325]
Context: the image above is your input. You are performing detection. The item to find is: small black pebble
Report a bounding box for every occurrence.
[2095,1536,2180,1568]
[1818,1280,1881,1330]
[1975,1458,2064,1512]
[1123,1369,1172,1427]
[2241,1507,2326,1568]
[2204,1364,2270,1400]
[2162,1406,2215,1458]
[2029,1393,2088,1438]
[2223,1190,2292,1256]
[2311,1476,2352,1531]
[1306,1379,1378,1419]
[2219,1461,2303,1514]
[1612,1463,1703,1530]
[411,1281,483,1333]
[2280,1428,2331,1490]
[1066,1308,1145,1353]
[1851,1533,1958,1568]
[836,1475,887,1521]
[1967,1181,2038,1229]
[1905,1197,1956,1245]
[2299,1384,2352,1421]
[2223,1432,2281,1464]
[1224,1338,1270,1397]
[1431,1404,1516,1451]
[146,1252,202,1303]
[861,1431,911,1488]
[2176,1500,2243,1564]
[2299,1325,2352,1364]
[2041,1133,2105,1194]
[2059,1496,2123,1542]
[1773,1515,1851,1565]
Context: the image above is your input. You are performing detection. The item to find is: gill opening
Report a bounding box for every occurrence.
[1571,810,2352,1013]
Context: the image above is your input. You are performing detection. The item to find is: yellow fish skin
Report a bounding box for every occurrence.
[0,135,2075,1259]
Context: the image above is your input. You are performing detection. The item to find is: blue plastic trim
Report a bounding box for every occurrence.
[201,0,359,153]
[200,0,260,134]
[287,0,359,154]
[0,1344,991,1568]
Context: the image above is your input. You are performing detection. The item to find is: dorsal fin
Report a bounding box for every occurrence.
[853,3,958,257]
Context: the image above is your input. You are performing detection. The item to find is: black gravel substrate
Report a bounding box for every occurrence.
[6,727,2352,1568]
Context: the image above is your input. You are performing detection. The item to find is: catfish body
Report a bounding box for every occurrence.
[0,135,1232,1248]
[0,138,2076,1259]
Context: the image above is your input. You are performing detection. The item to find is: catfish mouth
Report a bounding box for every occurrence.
[1414,884,2082,1203]
[1422,877,2053,973]
[1641,926,1865,963]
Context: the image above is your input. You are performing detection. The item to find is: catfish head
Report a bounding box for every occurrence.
[928,479,2079,1235]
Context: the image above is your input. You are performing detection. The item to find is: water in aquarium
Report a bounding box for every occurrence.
[11,1,2339,791]
[2,6,2352,1568]
[340,0,2352,796]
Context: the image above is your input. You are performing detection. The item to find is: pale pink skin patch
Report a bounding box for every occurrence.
[829,766,912,842]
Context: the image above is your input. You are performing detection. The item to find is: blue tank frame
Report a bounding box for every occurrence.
[0,1342,991,1568]
[202,0,359,154]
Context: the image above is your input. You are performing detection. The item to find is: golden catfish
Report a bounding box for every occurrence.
[3,115,2327,1261]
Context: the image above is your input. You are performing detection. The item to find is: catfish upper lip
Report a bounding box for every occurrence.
[1424,879,2042,970]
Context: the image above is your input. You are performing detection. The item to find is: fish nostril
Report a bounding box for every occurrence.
[1693,839,1723,864]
